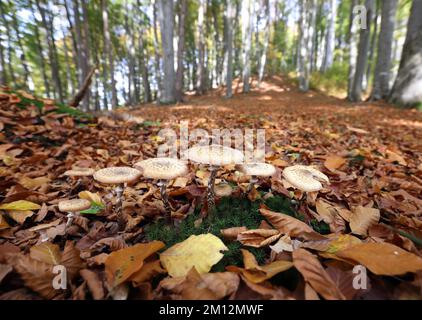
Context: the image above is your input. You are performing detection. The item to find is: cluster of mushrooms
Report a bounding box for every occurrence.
[58,144,330,227]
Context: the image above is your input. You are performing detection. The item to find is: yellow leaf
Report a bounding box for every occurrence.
[336,242,422,276]
[7,210,34,224]
[271,159,288,167]
[19,176,50,190]
[349,206,380,236]
[160,234,228,277]
[79,190,104,206]
[326,235,362,253]
[172,176,189,188]
[0,200,41,211]
[30,242,62,265]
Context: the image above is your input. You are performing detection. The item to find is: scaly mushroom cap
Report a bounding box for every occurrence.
[215,183,233,197]
[93,167,141,184]
[282,165,329,192]
[237,162,276,177]
[58,199,91,212]
[64,167,95,177]
[134,157,188,180]
[185,144,244,166]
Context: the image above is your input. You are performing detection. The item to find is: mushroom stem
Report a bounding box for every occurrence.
[115,183,126,230]
[158,180,171,216]
[247,176,258,194]
[65,212,75,229]
[207,166,218,210]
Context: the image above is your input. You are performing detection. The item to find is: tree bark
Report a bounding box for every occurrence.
[298,0,312,92]
[101,0,118,108]
[152,0,162,102]
[347,0,358,98]
[371,0,398,100]
[175,0,187,102]
[69,66,96,108]
[389,0,422,107]
[157,0,176,104]
[36,0,64,102]
[242,0,253,93]
[0,2,16,88]
[224,0,235,98]
[81,0,91,109]
[349,0,375,102]
[257,0,270,87]
[321,0,337,72]
[196,0,206,94]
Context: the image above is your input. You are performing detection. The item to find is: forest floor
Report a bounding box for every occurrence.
[0,76,422,300]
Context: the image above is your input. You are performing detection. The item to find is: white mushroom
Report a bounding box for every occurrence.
[58,199,91,229]
[64,168,95,177]
[237,162,276,193]
[184,144,244,210]
[282,165,329,192]
[134,158,188,216]
[214,183,233,198]
[93,167,141,228]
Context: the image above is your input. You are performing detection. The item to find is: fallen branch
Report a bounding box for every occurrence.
[68,66,97,108]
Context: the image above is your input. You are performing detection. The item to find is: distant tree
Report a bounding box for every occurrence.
[321,0,337,72]
[175,0,187,102]
[224,0,235,98]
[371,0,398,101]
[390,0,422,107]
[257,0,270,87]
[242,0,253,93]
[158,0,176,104]
[196,0,206,95]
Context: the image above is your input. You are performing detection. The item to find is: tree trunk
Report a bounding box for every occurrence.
[196,0,206,95]
[62,28,74,97]
[321,0,337,72]
[364,0,379,91]
[81,0,91,110]
[224,0,235,98]
[242,0,253,93]
[389,0,422,107]
[36,0,64,102]
[125,0,137,105]
[175,0,187,102]
[0,2,16,88]
[0,37,6,85]
[101,0,118,108]
[298,0,312,92]
[257,0,270,87]
[157,0,176,104]
[371,0,398,100]
[347,0,358,98]
[152,0,162,102]
[349,0,375,102]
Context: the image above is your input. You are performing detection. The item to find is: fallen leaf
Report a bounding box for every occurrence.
[324,155,346,171]
[80,269,105,300]
[220,226,248,240]
[349,206,380,236]
[0,200,41,211]
[260,208,326,240]
[7,210,34,224]
[237,229,281,248]
[0,264,12,284]
[226,249,293,283]
[30,242,61,265]
[269,235,294,253]
[0,214,10,230]
[292,248,345,300]
[336,242,422,276]
[105,241,164,287]
[60,241,84,280]
[78,190,104,206]
[130,259,166,287]
[19,176,50,190]
[160,234,228,278]
[157,268,239,300]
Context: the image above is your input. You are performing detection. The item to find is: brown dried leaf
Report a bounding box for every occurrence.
[220,226,248,240]
[80,269,105,300]
[30,242,62,265]
[237,229,281,248]
[349,206,380,236]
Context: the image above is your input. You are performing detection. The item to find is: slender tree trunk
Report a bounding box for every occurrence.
[242,0,253,93]
[349,0,375,102]
[371,0,398,100]
[125,0,137,105]
[63,0,80,86]
[196,0,206,94]
[257,0,270,87]
[152,0,162,102]
[389,0,422,107]
[310,0,319,72]
[0,37,6,85]
[224,0,235,98]
[81,0,91,110]
[175,0,187,102]
[321,0,337,72]
[0,3,16,88]
[157,0,176,104]
[10,4,31,89]
[36,0,64,102]
[298,0,311,92]
[62,29,74,97]
[30,1,50,97]
[101,0,118,108]
[347,0,358,98]
[364,0,379,91]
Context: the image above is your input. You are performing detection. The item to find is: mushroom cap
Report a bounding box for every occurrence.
[282,165,329,192]
[64,167,95,177]
[134,157,188,180]
[237,162,276,177]
[215,183,233,197]
[58,199,91,212]
[93,167,141,184]
[185,144,244,166]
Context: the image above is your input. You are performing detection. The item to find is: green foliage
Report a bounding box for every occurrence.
[80,202,105,215]
[310,63,349,96]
